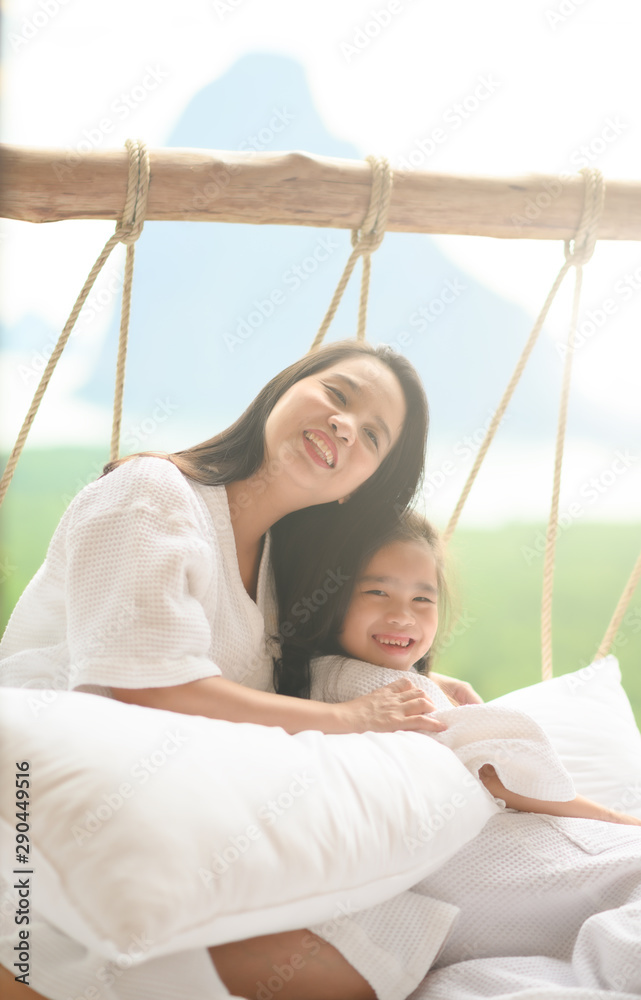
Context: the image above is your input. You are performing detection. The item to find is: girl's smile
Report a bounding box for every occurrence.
[371,633,417,653]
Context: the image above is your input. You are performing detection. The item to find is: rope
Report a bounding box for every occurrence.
[309,155,392,351]
[541,167,605,679]
[596,549,641,659]
[110,139,150,461]
[0,139,150,508]
[539,268,582,679]
[443,169,604,548]
[442,258,572,545]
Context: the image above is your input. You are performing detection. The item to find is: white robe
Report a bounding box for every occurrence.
[308,655,641,998]
[0,459,447,1000]
[0,457,280,998]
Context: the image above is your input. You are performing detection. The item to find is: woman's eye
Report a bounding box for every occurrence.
[325,384,347,405]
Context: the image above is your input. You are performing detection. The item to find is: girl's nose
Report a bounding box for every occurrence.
[330,414,356,446]
[387,606,415,627]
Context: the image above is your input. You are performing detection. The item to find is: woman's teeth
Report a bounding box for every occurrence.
[304,431,334,467]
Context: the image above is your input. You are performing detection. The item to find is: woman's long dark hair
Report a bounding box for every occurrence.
[104,340,428,695]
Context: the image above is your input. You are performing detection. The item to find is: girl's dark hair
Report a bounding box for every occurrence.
[274,509,448,696]
[103,339,428,695]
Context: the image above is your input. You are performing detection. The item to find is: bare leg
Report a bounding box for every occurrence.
[210,930,375,1000]
[0,963,48,1000]
[0,933,375,1000]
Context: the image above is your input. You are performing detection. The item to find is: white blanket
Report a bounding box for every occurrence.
[309,656,641,999]
[410,955,641,1000]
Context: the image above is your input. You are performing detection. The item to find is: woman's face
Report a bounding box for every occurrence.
[339,539,439,671]
[263,356,407,506]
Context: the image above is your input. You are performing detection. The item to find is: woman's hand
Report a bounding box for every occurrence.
[334,677,447,734]
[429,671,483,706]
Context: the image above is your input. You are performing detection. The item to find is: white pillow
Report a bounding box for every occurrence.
[490,655,641,817]
[0,686,498,965]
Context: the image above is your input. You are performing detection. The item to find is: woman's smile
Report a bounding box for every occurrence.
[262,356,407,505]
[303,429,337,468]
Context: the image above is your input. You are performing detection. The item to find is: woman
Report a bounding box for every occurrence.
[0,341,476,1000]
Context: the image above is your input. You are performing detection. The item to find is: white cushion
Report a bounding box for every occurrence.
[490,655,641,817]
[0,687,498,965]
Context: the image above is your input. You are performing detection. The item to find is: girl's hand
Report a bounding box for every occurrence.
[334,677,448,734]
[429,671,483,706]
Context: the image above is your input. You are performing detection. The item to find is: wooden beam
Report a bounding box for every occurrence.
[1,144,640,240]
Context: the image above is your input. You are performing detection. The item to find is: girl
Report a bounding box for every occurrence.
[306,509,641,826]
[275,510,641,996]
[0,341,470,1000]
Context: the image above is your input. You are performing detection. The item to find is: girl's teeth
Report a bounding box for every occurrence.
[378,638,410,647]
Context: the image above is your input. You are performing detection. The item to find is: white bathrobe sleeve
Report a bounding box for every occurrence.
[63,457,222,689]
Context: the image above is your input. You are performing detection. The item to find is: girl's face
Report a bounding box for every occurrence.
[339,539,439,671]
[262,356,406,506]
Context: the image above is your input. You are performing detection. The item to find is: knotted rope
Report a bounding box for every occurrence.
[110,139,150,461]
[0,139,150,508]
[309,155,393,351]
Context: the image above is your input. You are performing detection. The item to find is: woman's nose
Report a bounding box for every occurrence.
[330,414,356,446]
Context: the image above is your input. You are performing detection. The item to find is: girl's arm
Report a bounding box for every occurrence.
[479,764,641,826]
[112,674,448,736]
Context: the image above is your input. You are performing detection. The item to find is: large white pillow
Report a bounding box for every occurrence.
[490,655,641,817]
[0,686,498,965]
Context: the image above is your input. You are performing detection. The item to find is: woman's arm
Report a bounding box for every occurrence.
[112,674,448,735]
[479,764,641,826]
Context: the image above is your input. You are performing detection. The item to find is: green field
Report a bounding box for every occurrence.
[2,448,640,726]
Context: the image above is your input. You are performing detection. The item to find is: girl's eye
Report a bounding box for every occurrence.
[364,589,387,597]
[414,596,437,604]
[365,429,379,449]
